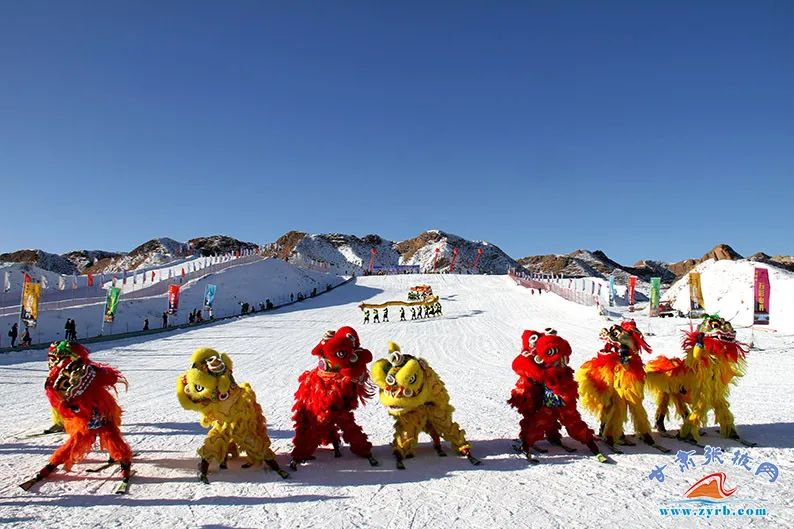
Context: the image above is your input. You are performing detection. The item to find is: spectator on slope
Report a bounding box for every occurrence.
[68,319,77,341]
[290,293,294,302]
[382,307,389,323]
[162,312,168,328]
[373,309,380,324]
[21,327,32,347]
[143,318,149,331]
[189,311,196,324]
[8,323,18,347]
[363,309,370,324]
[266,299,273,310]
[400,307,406,321]
[64,319,72,340]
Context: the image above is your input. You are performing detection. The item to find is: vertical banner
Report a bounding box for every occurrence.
[628,275,637,308]
[649,277,661,316]
[689,272,706,314]
[608,275,616,306]
[103,287,121,323]
[168,284,181,314]
[203,284,217,309]
[753,267,770,325]
[20,282,41,327]
[87,273,94,287]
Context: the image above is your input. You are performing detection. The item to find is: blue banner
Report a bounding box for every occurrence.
[608,275,616,306]
[203,284,217,309]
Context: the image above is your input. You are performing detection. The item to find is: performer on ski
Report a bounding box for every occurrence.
[177,347,288,483]
[290,327,378,469]
[508,329,607,463]
[20,341,133,493]
[645,315,752,445]
[371,341,479,469]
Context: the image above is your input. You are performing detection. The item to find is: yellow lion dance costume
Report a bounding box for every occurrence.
[371,341,480,469]
[645,315,751,445]
[176,347,288,483]
[576,321,664,451]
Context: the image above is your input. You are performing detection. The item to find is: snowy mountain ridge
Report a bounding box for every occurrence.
[268,229,518,275]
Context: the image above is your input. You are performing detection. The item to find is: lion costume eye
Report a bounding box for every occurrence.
[533,355,543,364]
[386,373,396,385]
[388,351,403,366]
[404,388,414,397]
[194,384,205,392]
[546,347,558,356]
[335,351,346,359]
[408,374,417,384]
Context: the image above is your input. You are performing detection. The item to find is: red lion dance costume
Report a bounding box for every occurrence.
[290,326,379,469]
[20,341,133,493]
[508,329,607,463]
[576,320,664,451]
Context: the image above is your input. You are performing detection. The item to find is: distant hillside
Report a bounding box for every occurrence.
[267,229,518,275]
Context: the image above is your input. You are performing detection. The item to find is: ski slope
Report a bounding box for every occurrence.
[0,274,790,529]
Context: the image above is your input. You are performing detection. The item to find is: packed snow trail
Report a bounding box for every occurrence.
[0,275,790,529]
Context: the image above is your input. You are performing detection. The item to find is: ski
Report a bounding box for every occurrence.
[511,441,540,464]
[679,436,707,448]
[549,440,578,453]
[19,475,44,492]
[602,443,624,455]
[465,453,481,466]
[595,453,615,464]
[86,452,140,473]
[647,442,672,454]
[114,470,135,495]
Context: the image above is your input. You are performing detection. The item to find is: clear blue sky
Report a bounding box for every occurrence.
[1,1,792,263]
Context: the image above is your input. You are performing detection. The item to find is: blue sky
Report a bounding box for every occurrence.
[1,1,791,263]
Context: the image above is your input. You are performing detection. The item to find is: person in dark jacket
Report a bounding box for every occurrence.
[162,312,168,328]
[143,318,149,331]
[8,323,18,347]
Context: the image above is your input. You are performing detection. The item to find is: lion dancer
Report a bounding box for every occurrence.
[290,327,379,469]
[646,315,753,446]
[509,329,609,464]
[20,341,134,493]
[177,347,288,484]
[372,341,480,469]
[576,321,669,453]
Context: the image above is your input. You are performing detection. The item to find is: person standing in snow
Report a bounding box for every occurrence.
[162,312,168,328]
[143,318,149,331]
[400,307,406,321]
[8,323,18,347]
[64,319,72,340]
[383,307,389,323]
[21,327,32,347]
[363,309,370,324]
[373,309,380,324]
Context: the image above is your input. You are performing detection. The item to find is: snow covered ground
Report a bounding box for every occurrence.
[0,274,790,528]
